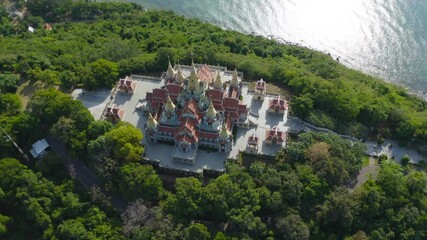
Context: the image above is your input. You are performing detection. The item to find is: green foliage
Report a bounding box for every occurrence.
[87,120,113,140]
[286,132,365,186]
[86,59,119,89]
[185,223,211,240]
[357,162,427,239]
[276,214,310,240]
[27,88,93,128]
[118,163,163,202]
[0,93,21,115]
[163,177,208,221]
[103,122,144,162]
[0,158,121,239]
[0,73,19,93]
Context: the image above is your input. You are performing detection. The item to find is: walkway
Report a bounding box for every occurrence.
[46,136,128,211]
[348,157,379,192]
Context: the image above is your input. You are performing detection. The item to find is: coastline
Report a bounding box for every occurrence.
[138,3,427,102]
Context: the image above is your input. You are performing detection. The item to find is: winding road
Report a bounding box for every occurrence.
[348,157,379,192]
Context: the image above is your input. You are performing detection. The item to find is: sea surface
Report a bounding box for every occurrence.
[125,0,427,98]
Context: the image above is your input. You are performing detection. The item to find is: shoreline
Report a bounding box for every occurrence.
[143,6,427,102]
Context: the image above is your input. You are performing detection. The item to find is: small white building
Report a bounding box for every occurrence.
[29,139,49,159]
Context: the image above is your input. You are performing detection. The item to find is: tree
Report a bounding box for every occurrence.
[185,223,211,240]
[50,117,78,144]
[291,93,314,119]
[0,93,21,115]
[104,122,144,162]
[121,199,156,237]
[316,188,356,234]
[0,73,19,93]
[88,59,119,89]
[0,213,9,237]
[305,142,330,163]
[163,177,207,220]
[276,214,310,240]
[118,163,163,202]
[87,120,113,140]
[57,219,88,240]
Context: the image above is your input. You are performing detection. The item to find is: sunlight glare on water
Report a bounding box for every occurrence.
[127,0,427,95]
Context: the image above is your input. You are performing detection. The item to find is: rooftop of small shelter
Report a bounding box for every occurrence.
[30,138,49,159]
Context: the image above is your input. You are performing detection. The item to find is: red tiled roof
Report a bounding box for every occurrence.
[248,133,258,145]
[176,134,197,144]
[182,98,199,116]
[152,89,167,101]
[229,87,238,98]
[237,103,247,115]
[167,84,182,98]
[150,101,161,110]
[106,106,124,120]
[223,98,238,111]
[228,111,239,120]
[119,77,136,91]
[200,131,217,139]
[225,116,232,129]
[206,89,223,103]
[213,103,224,112]
[268,96,288,110]
[265,126,286,143]
[146,92,153,101]
[159,126,176,134]
[197,65,213,83]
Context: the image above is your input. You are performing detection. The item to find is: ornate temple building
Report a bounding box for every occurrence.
[265,126,286,145]
[105,105,124,123]
[253,78,266,100]
[118,76,137,94]
[144,61,249,164]
[268,95,288,114]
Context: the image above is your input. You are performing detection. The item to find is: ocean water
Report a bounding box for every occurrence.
[126,0,427,97]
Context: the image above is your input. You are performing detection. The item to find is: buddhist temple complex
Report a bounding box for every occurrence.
[144,60,248,163]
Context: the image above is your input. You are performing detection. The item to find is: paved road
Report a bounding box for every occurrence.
[348,157,379,193]
[46,136,128,211]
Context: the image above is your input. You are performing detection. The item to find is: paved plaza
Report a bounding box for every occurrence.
[365,140,425,164]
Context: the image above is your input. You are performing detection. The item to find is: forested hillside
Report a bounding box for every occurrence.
[0,1,426,239]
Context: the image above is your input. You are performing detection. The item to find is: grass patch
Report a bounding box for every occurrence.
[16,80,50,110]
[362,156,370,167]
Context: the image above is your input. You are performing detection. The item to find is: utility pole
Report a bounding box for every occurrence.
[0,127,31,162]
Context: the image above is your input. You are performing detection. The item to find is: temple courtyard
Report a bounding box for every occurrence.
[72,65,298,173]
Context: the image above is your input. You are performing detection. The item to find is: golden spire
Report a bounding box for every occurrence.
[206,101,217,119]
[188,67,199,91]
[214,71,222,89]
[219,123,230,139]
[147,113,158,129]
[165,95,176,112]
[231,68,239,87]
[166,57,176,79]
[176,65,185,84]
